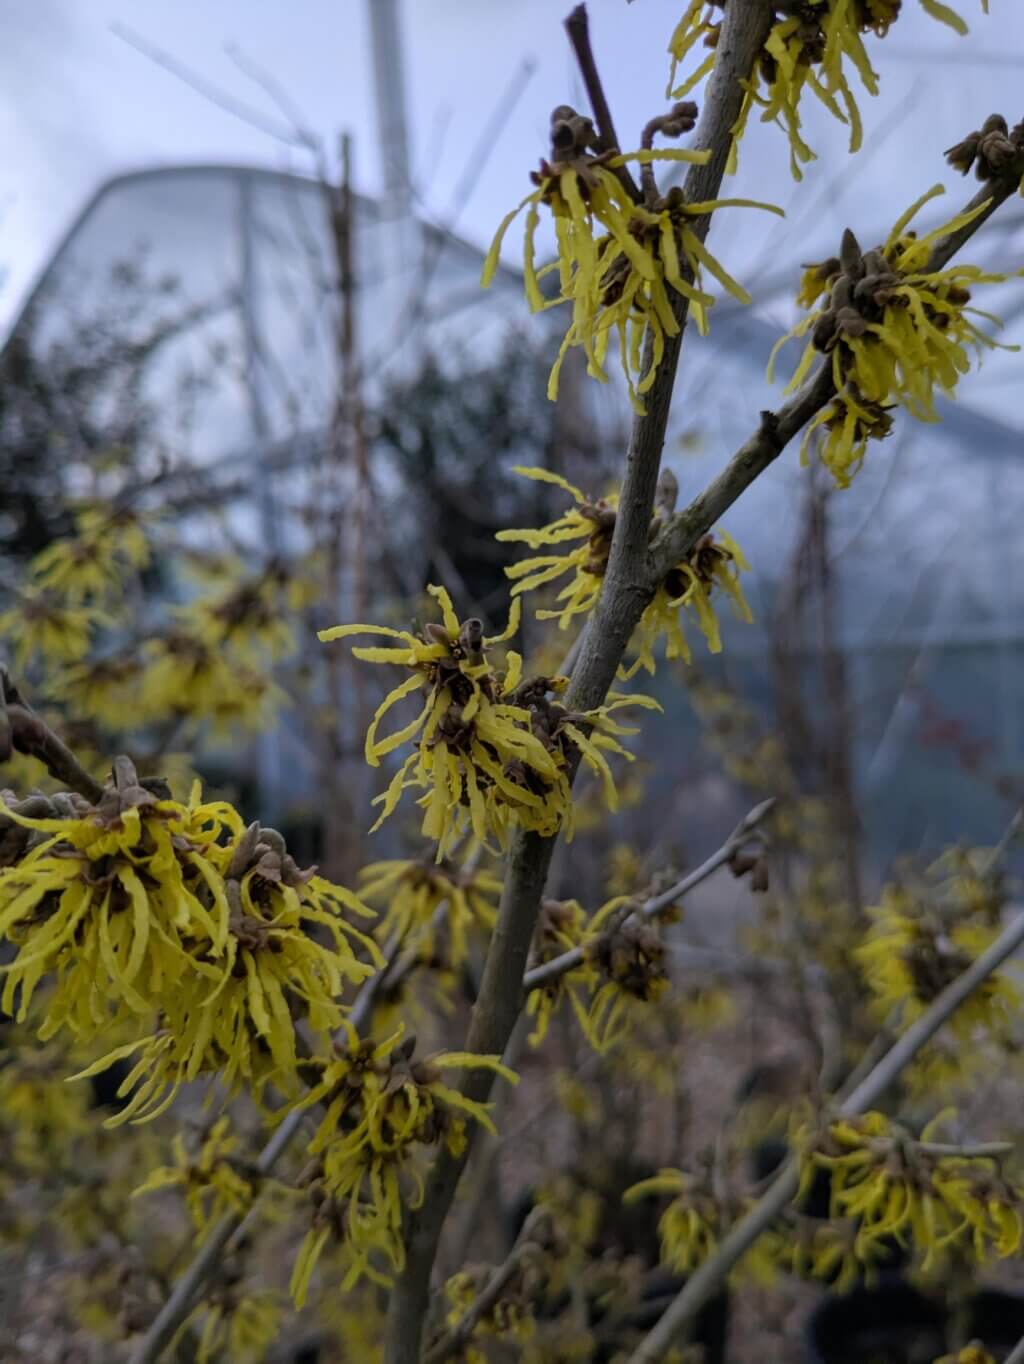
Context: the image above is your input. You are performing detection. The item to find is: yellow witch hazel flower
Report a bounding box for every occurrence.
[0,760,243,1039]
[0,590,111,671]
[358,855,501,968]
[786,1214,893,1293]
[191,1291,282,1364]
[498,466,752,677]
[74,817,379,1124]
[27,504,151,604]
[934,1348,997,1364]
[482,103,781,411]
[526,896,669,1053]
[0,1033,94,1176]
[445,1264,537,1362]
[51,654,149,733]
[624,1168,720,1275]
[799,1110,1024,1272]
[133,1116,255,1240]
[856,877,1018,1042]
[286,1025,517,1303]
[771,185,1018,486]
[668,1,989,180]
[177,555,310,664]
[0,760,377,1121]
[320,584,660,852]
[139,633,287,733]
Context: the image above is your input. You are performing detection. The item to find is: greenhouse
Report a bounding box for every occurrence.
[3,159,1024,861]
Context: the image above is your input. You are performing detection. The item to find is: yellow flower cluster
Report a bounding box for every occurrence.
[0,761,377,1122]
[358,856,501,968]
[624,1168,720,1275]
[526,896,668,1053]
[445,1265,537,1363]
[0,1033,93,1178]
[856,855,1017,1040]
[138,634,288,736]
[287,1025,516,1302]
[30,505,151,602]
[133,1116,255,1240]
[4,505,305,743]
[482,104,780,411]
[192,1291,282,1364]
[783,1212,892,1293]
[934,1347,996,1364]
[800,1111,1024,1271]
[133,558,308,735]
[177,554,311,664]
[320,585,659,853]
[669,1,987,180]
[0,505,150,672]
[0,1021,164,1254]
[772,186,1016,485]
[0,595,111,672]
[498,466,752,677]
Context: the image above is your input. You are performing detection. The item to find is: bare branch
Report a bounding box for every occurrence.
[523,797,775,992]
[564,5,641,202]
[913,1141,1014,1160]
[223,40,321,154]
[1,671,104,804]
[111,22,312,150]
[422,1208,547,1364]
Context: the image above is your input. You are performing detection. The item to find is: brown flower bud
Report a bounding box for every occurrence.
[423,621,450,647]
[812,310,839,352]
[946,114,1019,180]
[839,228,864,279]
[835,305,869,339]
[459,617,484,660]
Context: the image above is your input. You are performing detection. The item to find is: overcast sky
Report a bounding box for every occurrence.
[2,0,1023,339]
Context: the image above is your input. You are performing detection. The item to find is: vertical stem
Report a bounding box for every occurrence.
[381,3,774,1358]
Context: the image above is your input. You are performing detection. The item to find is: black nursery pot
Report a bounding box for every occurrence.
[805,1277,946,1364]
[808,1284,1024,1362]
[964,1289,1024,1355]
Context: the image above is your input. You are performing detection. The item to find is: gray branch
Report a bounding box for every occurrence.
[421,1208,546,1364]
[523,797,774,991]
[1,669,105,804]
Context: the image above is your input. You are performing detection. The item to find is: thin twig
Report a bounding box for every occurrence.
[523,798,774,991]
[627,893,1024,1361]
[564,5,641,203]
[111,22,312,149]
[914,1141,1015,1160]
[422,1208,546,1364]
[1,671,105,803]
[223,40,321,155]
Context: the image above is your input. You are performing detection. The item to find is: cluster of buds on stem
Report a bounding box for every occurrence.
[946,114,1024,181]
